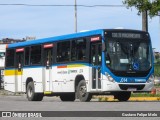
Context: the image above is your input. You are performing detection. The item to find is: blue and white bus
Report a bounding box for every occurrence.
[4,29,154,101]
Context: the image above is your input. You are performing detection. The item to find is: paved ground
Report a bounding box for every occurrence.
[0,95,160,111]
[0,95,160,120]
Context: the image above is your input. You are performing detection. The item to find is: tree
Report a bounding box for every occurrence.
[123,0,160,17]
[155,54,160,60]
[123,0,160,31]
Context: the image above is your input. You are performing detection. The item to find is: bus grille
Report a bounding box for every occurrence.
[119,84,145,90]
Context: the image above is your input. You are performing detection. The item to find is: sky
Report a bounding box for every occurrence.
[0,0,160,52]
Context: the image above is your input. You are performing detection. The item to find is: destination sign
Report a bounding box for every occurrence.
[112,33,142,39]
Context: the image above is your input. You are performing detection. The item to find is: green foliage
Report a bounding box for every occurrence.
[155,54,160,59]
[157,59,160,64]
[154,64,160,77]
[123,0,160,17]
[150,0,160,16]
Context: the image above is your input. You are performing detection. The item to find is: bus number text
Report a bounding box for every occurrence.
[120,78,128,83]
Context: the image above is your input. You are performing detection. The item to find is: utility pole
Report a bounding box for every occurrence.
[158,11,160,50]
[142,0,156,32]
[74,0,77,32]
[142,11,148,32]
[142,0,154,32]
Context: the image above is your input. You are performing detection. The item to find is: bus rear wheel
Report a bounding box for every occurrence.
[114,91,131,101]
[77,80,92,102]
[26,81,43,101]
[60,94,75,101]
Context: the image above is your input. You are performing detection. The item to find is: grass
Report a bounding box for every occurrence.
[131,93,160,97]
[154,84,160,87]
[98,97,109,102]
[154,64,160,77]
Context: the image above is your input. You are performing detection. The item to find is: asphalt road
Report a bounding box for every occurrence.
[0,95,159,120]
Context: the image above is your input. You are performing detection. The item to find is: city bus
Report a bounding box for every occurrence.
[4,29,154,102]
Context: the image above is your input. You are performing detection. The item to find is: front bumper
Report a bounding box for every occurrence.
[101,79,154,92]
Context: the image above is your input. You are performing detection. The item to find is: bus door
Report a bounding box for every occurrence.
[15,48,24,92]
[91,42,102,90]
[43,44,53,92]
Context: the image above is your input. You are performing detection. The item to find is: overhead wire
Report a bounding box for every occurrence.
[0,4,125,7]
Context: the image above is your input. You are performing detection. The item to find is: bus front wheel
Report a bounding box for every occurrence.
[26,81,43,101]
[114,91,131,101]
[77,80,92,102]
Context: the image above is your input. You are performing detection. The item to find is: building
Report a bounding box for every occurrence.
[0,44,6,69]
[154,52,160,57]
[0,44,6,89]
[0,38,26,44]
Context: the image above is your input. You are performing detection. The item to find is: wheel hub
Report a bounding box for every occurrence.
[28,87,33,97]
[79,86,86,97]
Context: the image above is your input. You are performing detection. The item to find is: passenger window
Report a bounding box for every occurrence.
[25,47,30,66]
[71,39,86,61]
[6,49,15,67]
[30,45,41,65]
[57,41,70,62]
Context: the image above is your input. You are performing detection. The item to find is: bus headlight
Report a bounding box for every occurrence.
[147,75,154,83]
[108,76,114,82]
[105,72,115,82]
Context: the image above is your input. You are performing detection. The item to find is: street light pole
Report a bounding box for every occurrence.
[74,0,77,32]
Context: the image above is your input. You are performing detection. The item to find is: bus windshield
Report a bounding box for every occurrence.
[105,39,152,73]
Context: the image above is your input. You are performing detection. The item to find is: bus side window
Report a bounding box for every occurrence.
[98,44,102,64]
[5,49,15,67]
[77,39,86,61]
[71,40,76,61]
[25,47,30,66]
[71,39,86,61]
[57,41,70,62]
[30,45,41,65]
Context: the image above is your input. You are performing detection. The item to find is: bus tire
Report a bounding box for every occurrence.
[60,94,75,101]
[26,81,43,101]
[36,93,44,101]
[114,92,131,101]
[77,80,92,102]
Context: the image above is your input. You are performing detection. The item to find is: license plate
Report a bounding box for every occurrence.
[127,88,137,91]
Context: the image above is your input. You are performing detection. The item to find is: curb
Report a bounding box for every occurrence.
[129,97,160,101]
[96,96,160,101]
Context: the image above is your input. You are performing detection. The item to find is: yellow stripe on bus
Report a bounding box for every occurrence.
[4,70,23,76]
[44,91,52,95]
[67,64,86,68]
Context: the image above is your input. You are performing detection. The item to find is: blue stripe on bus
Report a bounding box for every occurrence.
[8,29,103,48]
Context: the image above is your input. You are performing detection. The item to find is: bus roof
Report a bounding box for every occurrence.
[8,29,104,48]
[8,29,148,48]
